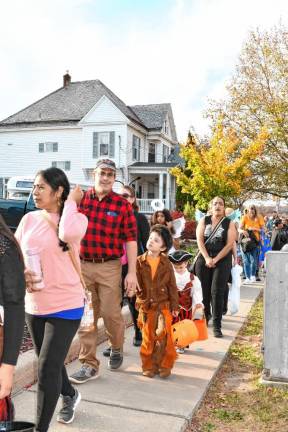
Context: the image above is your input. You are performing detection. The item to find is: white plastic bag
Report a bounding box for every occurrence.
[80,291,94,328]
[228,264,242,315]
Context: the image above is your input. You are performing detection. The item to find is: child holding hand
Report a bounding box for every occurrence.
[168,250,203,354]
[136,224,179,379]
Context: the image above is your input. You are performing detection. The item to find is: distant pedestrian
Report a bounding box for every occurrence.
[151,209,180,251]
[16,167,88,431]
[239,204,264,283]
[70,159,137,385]
[136,224,179,378]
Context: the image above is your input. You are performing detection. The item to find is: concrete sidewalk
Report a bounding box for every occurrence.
[13,282,262,432]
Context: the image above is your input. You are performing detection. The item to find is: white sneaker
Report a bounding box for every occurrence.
[243,279,251,285]
[250,276,256,283]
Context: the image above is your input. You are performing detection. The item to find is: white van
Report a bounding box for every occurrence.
[6,176,35,200]
[6,175,92,200]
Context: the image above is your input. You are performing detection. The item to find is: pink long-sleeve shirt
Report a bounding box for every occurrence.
[15,200,88,315]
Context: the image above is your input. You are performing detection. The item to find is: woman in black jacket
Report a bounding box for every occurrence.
[103,185,150,356]
[120,186,150,344]
[0,215,25,399]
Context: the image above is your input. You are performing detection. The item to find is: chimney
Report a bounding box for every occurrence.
[63,71,71,87]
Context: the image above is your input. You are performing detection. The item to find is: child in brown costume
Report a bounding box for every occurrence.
[136,224,179,378]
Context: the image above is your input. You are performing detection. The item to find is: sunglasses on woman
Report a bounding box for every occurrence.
[121,193,132,199]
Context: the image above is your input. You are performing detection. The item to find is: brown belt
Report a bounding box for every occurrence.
[80,257,118,263]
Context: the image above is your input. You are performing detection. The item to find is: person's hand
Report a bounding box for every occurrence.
[205,257,215,268]
[68,185,84,205]
[124,272,138,297]
[171,310,179,317]
[24,269,42,293]
[0,363,15,399]
[243,230,249,237]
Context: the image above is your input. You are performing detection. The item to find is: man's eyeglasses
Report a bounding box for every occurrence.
[121,193,132,199]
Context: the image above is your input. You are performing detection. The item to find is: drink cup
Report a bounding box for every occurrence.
[24,248,45,290]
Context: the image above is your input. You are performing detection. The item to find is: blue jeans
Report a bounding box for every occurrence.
[242,247,258,279]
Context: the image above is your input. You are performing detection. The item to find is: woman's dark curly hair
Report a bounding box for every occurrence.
[151,209,175,235]
[36,167,70,252]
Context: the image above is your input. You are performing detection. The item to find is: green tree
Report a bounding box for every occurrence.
[207,23,288,198]
[171,123,267,209]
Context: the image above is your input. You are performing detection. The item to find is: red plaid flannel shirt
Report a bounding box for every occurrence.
[78,189,137,259]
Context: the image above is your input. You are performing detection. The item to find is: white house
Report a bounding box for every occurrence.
[0,73,182,212]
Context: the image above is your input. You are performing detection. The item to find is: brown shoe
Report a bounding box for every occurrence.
[142,370,155,378]
[159,368,171,379]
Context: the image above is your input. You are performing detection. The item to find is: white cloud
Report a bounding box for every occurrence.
[0,0,287,141]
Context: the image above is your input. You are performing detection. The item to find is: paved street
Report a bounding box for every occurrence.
[13,282,262,432]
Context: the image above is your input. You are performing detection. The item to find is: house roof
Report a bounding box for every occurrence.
[0,80,142,128]
[0,79,177,143]
[167,143,185,167]
[130,104,177,142]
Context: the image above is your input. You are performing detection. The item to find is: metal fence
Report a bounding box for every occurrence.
[137,198,176,213]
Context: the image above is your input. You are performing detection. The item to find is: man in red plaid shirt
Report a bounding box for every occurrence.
[70,159,137,383]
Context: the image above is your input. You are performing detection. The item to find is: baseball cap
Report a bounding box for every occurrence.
[94,158,116,171]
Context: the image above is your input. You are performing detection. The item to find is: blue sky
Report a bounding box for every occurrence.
[0,0,288,141]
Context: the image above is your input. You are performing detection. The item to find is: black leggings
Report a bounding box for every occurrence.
[121,264,141,337]
[26,314,81,432]
[195,256,232,329]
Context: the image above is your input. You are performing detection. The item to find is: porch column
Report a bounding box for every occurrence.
[159,173,164,200]
[166,173,171,209]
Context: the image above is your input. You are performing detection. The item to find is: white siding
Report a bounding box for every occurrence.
[0,127,85,183]
[81,95,128,124]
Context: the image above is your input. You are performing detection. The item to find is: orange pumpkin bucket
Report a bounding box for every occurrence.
[193,315,208,341]
[171,319,199,348]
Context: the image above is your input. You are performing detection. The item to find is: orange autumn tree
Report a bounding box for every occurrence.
[171,122,267,209]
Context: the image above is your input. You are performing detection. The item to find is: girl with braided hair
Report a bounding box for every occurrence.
[15,167,88,432]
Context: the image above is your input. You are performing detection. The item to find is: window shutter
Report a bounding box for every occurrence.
[109,132,115,158]
[51,161,56,167]
[65,161,71,170]
[93,132,99,158]
[53,142,58,152]
[39,143,44,153]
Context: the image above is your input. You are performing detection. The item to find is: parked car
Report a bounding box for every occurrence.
[0,182,92,231]
[0,193,36,231]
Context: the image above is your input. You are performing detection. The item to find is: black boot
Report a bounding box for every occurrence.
[133,329,142,347]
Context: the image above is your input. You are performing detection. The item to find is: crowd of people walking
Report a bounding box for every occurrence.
[1,157,287,431]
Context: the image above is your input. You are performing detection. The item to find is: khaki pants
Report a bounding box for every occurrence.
[78,259,124,369]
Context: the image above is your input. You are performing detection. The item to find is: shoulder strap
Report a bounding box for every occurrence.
[204,217,225,245]
[40,211,86,290]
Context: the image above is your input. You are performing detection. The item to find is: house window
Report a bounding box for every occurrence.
[39,142,58,152]
[93,132,115,158]
[163,120,169,135]
[148,143,155,163]
[163,144,169,162]
[51,161,71,171]
[132,135,140,161]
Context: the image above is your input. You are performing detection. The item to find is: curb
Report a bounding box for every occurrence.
[13,306,132,395]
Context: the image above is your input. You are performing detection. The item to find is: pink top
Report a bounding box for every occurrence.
[15,200,88,315]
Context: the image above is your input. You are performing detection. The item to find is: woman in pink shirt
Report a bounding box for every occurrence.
[15,168,88,432]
